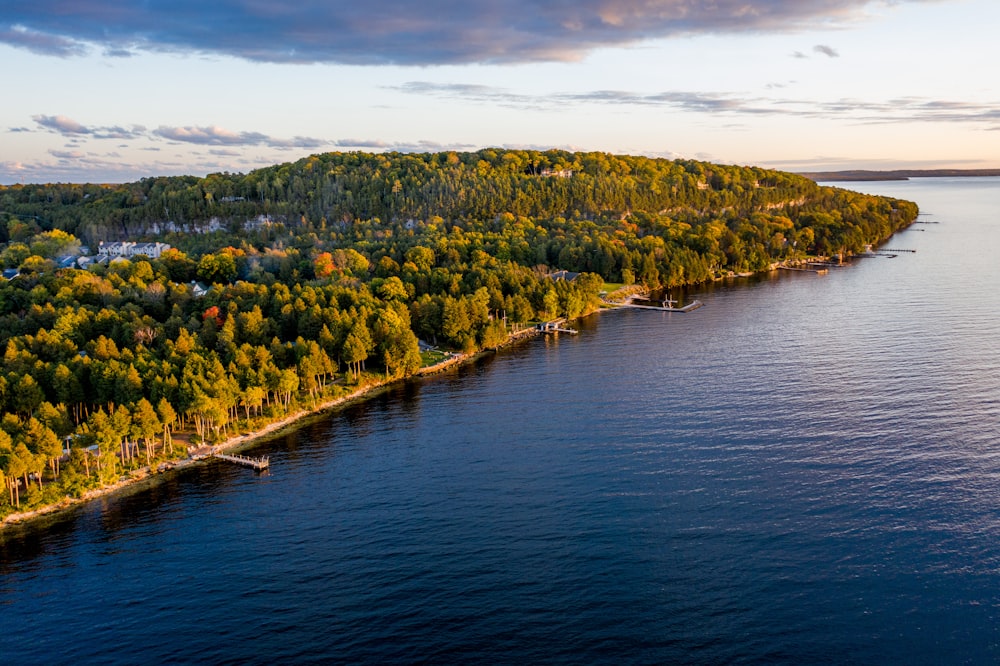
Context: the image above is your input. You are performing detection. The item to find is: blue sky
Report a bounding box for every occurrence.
[3,0,999,184]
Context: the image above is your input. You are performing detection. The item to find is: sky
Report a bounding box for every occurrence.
[2,0,999,184]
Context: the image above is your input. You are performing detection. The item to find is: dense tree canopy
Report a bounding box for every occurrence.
[0,149,917,516]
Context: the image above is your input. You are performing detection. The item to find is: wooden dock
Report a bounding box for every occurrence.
[214,453,270,471]
[615,299,704,312]
[779,266,828,274]
[537,319,578,334]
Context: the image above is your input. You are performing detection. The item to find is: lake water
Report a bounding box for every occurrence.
[3,178,1000,664]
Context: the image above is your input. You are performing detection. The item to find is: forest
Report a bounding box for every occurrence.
[0,149,917,516]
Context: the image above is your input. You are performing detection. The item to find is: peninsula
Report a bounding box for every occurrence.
[0,149,918,525]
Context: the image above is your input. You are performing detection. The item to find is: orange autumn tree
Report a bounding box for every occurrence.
[203,306,223,327]
[314,252,336,279]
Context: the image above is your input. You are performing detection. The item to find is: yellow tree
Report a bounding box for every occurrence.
[130,399,161,466]
[0,429,19,508]
[85,409,121,484]
[156,398,177,455]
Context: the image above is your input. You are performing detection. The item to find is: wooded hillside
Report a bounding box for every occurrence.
[0,150,917,516]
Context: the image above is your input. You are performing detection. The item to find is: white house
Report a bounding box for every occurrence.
[189,281,211,298]
[132,242,171,258]
[98,241,171,259]
[97,241,133,257]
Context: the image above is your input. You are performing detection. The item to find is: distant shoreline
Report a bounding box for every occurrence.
[799,168,1000,182]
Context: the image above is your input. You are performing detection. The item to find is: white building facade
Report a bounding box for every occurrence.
[97,241,171,259]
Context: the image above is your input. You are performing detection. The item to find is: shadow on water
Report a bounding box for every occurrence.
[0,515,79,574]
[0,454,256,568]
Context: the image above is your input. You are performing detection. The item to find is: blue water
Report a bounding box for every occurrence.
[3,178,1000,664]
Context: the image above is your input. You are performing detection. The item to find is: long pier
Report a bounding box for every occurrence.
[779,266,828,274]
[214,453,270,471]
[805,261,849,268]
[613,299,704,312]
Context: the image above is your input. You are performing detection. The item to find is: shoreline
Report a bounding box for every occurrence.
[0,246,906,532]
[0,329,544,531]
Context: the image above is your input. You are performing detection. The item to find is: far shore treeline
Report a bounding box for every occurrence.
[0,149,917,516]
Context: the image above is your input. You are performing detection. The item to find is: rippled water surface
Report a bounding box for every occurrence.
[3,178,1000,664]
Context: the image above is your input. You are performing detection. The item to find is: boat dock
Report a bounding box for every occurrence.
[602,292,705,313]
[619,299,704,312]
[779,265,829,274]
[214,453,270,471]
[537,319,578,334]
[805,261,849,268]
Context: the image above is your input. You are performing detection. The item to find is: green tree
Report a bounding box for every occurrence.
[542,288,560,320]
[240,386,266,420]
[84,409,119,483]
[0,429,18,507]
[13,375,45,418]
[480,319,508,351]
[24,417,62,481]
[4,442,32,507]
[110,405,134,469]
[53,363,86,423]
[276,368,299,409]
[131,398,161,465]
[342,321,372,380]
[441,296,470,346]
